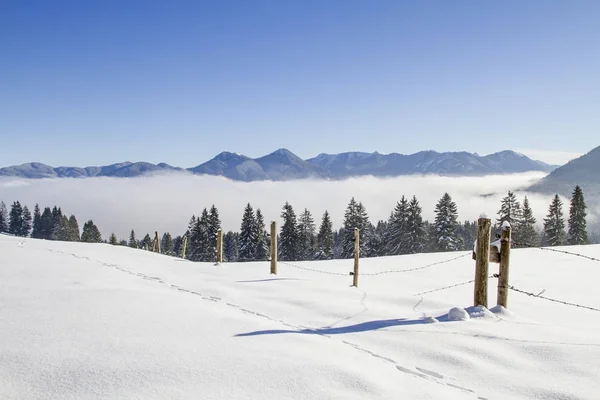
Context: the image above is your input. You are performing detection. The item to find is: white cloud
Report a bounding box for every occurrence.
[0,171,594,240]
[515,149,583,166]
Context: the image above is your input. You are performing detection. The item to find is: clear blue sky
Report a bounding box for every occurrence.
[1,1,599,167]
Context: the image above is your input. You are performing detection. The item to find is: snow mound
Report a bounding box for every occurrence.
[465,305,495,319]
[490,305,515,317]
[501,220,511,230]
[448,307,470,321]
[423,316,439,324]
[479,212,489,219]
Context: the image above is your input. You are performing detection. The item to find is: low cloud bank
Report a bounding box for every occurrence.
[1,172,595,240]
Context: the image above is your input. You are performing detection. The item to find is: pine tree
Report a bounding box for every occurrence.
[81,220,102,243]
[109,233,118,245]
[56,215,70,241]
[50,206,63,240]
[405,195,426,254]
[543,195,566,246]
[21,206,32,237]
[238,203,257,262]
[223,231,239,262]
[254,209,269,261]
[496,191,522,241]
[0,201,8,233]
[365,221,385,257]
[206,205,222,261]
[128,230,138,248]
[161,232,174,255]
[387,196,409,255]
[518,196,539,246]
[8,201,24,236]
[297,208,316,260]
[31,204,42,238]
[457,221,477,251]
[279,202,299,261]
[433,193,462,252]
[341,198,370,258]
[140,233,153,249]
[189,209,211,261]
[173,235,184,257]
[333,227,344,259]
[39,207,53,239]
[316,210,334,260]
[68,215,80,241]
[568,186,587,245]
[119,240,127,246]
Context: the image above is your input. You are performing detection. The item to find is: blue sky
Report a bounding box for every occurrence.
[1,1,599,167]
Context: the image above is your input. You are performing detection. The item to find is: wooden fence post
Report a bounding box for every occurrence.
[270,221,277,275]
[216,229,223,263]
[474,217,491,307]
[181,236,188,259]
[155,231,160,253]
[353,228,359,287]
[497,222,512,308]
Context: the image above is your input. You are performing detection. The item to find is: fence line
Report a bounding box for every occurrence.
[278,252,471,279]
[512,241,600,263]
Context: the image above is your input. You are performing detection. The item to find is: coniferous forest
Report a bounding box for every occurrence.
[1,185,596,262]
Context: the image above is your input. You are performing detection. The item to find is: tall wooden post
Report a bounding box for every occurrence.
[497,222,512,308]
[474,217,491,307]
[216,229,223,263]
[155,231,160,253]
[353,228,360,287]
[270,221,277,275]
[181,236,188,259]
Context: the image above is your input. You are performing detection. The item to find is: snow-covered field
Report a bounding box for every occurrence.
[1,234,600,399]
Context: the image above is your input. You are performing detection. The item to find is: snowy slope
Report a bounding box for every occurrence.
[1,235,600,399]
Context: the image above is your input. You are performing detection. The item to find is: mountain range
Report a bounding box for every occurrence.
[0,149,556,181]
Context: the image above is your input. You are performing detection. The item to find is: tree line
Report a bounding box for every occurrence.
[0,185,592,262]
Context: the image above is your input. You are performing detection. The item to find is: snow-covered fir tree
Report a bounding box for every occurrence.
[518,196,539,246]
[172,235,184,257]
[387,196,409,255]
[297,208,316,260]
[457,221,477,252]
[365,221,386,257]
[109,233,118,245]
[568,186,587,245]
[22,206,32,237]
[254,209,269,261]
[129,230,138,248]
[81,220,102,243]
[161,232,174,255]
[496,191,522,242]
[316,210,334,260]
[405,195,426,254]
[543,194,566,246]
[238,203,257,261]
[433,193,462,252]
[223,231,239,262]
[279,202,299,261]
[140,233,153,249]
[31,204,41,238]
[341,197,370,258]
[67,215,80,241]
[206,205,222,261]
[0,201,8,233]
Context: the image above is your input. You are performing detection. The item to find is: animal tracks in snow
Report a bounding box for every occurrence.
[52,247,485,399]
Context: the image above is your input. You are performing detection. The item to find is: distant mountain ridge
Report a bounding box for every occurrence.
[528,145,600,204]
[0,149,557,181]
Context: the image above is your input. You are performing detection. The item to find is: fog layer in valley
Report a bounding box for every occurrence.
[1,172,596,240]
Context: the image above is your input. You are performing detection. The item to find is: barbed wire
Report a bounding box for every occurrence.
[278,261,350,276]
[511,240,600,263]
[360,253,471,276]
[502,284,600,313]
[279,252,471,278]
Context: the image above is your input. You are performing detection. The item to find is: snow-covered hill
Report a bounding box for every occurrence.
[1,234,599,399]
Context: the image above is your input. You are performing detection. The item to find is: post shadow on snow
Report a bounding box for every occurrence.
[235,313,454,337]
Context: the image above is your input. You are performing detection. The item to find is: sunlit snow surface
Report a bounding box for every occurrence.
[1,234,599,399]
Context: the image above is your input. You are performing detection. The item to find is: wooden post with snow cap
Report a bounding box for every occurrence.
[181,236,188,259]
[155,231,161,253]
[474,215,492,307]
[353,228,360,287]
[270,221,277,275]
[497,221,512,308]
[216,229,223,263]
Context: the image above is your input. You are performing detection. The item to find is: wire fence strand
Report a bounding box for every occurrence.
[279,252,471,278]
[512,241,600,263]
[504,284,600,312]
